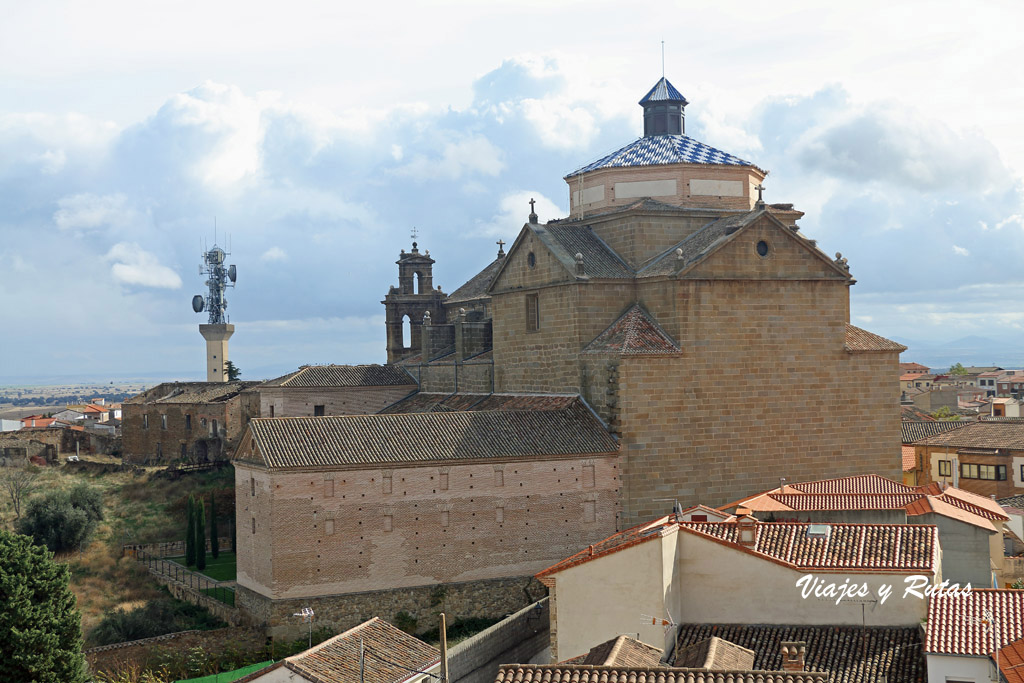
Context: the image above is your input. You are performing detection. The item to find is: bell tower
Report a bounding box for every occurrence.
[382,239,447,363]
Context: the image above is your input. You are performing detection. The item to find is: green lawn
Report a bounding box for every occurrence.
[167,551,237,582]
[175,660,274,682]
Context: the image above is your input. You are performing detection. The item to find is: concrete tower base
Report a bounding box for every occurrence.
[199,324,235,382]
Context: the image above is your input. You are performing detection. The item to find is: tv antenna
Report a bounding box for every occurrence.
[191,235,237,324]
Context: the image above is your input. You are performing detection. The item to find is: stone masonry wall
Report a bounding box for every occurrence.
[235,455,620,600]
[236,576,547,640]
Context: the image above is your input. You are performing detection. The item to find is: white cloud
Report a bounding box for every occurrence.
[396,134,505,180]
[476,191,563,237]
[952,245,969,256]
[520,97,598,151]
[995,214,1023,231]
[106,242,182,289]
[261,246,287,262]
[54,193,137,232]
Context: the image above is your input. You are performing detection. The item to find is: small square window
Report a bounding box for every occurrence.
[938,460,952,477]
[314,405,325,417]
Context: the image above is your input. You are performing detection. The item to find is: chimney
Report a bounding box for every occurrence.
[736,515,757,547]
[780,642,806,672]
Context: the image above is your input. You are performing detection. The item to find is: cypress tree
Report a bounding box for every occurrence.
[210,494,219,559]
[195,498,207,571]
[185,495,195,567]
[230,513,237,554]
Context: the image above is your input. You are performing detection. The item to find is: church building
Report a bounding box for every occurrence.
[233,76,905,634]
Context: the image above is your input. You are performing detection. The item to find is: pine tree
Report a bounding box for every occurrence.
[185,495,196,567]
[0,530,88,682]
[210,494,219,559]
[195,497,207,571]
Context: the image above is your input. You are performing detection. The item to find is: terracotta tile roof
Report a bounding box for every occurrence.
[675,624,925,683]
[844,324,907,353]
[241,399,617,469]
[536,516,674,584]
[579,635,663,667]
[494,666,827,683]
[675,636,754,670]
[124,381,259,404]
[901,362,930,373]
[910,495,998,532]
[790,474,917,494]
[243,617,439,683]
[925,590,1024,656]
[902,445,916,471]
[902,420,969,443]
[917,421,1024,450]
[263,364,416,388]
[996,638,1024,683]
[379,392,581,415]
[680,521,937,572]
[767,492,924,510]
[582,304,680,355]
[447,255,504,303]
[937,486,1010,521]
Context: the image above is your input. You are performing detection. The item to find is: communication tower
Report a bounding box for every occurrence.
[192,243,237,382]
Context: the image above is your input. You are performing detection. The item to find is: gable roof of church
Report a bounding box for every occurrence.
[447,255,505,304]
[237,398,617,469]
[565,134,757,179]
[583,304,680,355]
[535,223,635,279]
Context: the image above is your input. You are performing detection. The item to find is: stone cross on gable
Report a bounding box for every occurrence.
[496,239,506,257]
[754,184,765,204]
[528,198,538,223]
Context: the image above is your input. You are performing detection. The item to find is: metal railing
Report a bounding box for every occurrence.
[135,547,235,606]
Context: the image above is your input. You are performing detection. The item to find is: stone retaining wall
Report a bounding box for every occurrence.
[237,575,546,639]
[449,597,550,683]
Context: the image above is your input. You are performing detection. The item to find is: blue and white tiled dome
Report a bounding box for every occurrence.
[566,135,753,178]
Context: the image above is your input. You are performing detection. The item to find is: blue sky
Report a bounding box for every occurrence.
[2,1,1023,382]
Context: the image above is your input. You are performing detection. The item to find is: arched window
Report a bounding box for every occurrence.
[402,315,412,349]
[415,271,425,294]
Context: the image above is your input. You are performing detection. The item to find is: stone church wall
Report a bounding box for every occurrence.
[234,454,620,602]
[587,208,722,269]
[254,385,416,418]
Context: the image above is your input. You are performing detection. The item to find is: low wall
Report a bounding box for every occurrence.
[449,597,550,683]
[85,627,266,677]
[237,575,546,640]
[151,570,248,627]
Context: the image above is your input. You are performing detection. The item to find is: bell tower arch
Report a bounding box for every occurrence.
[382,241,447,363]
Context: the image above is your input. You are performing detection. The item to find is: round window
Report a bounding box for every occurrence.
[756,240,769,257]
[527,252,536,268]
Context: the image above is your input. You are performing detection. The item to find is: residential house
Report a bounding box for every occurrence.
[993,397,1024,418]
[238,617,440,683]
[980,371,1003,397]
[914,421,1024,499]
[902,420,969,485]
[998,371,1024,398]
[924,589,1024,683]
[122,381,261,463]
[726,473,1008,586]
[534,513,938,662]
[900,362,930,376]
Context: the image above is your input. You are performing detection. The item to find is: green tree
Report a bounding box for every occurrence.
[932,406,959,421]
[209,495,219,559]
[195,498,207,571]
[224,361,241,381]
[230,513,237,555]
[16,484,102,553]
[950,362,968,375]
[185,495,196,567]
[0,529,88,682]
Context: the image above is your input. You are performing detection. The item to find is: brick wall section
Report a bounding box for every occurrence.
[236,576,546,640]
[254,385,416,418]
[234,456,619,600]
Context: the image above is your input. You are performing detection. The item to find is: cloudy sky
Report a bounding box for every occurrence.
[2,0,1023,383]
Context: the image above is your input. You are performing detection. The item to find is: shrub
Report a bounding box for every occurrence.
[87,594,226,646]
[393,610,418,634]
[16,484,103,553]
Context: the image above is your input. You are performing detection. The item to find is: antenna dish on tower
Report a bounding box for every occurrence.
[228,264,237,283]
[192,238,237,324]
[192,295,205,313]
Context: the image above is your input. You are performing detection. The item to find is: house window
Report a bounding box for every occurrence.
[583,500,596,523]
[210,419,218,436]
[938,460,952,477]
[978,465,1006,481]
[961,463,979,479]
[1020,464,1024,483]
[527,251,536,268]
[161,414,167,430]
[314,405,325,417]
[156,442,162,457]
[143,414,149,429]
[525,293,540,333]
[185,414,192,430]
[325,519,335,536]
[691,514,708,522]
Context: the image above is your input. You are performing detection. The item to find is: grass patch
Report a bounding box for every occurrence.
[177,660,275,683]
[167,552,237,582]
